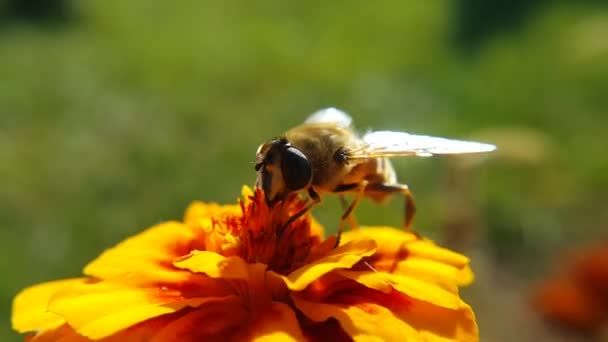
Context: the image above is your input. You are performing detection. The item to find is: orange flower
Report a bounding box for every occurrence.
[12,187,478,341]
[533,243,608,333]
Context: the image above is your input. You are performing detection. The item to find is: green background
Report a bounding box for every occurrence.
[2,1,607,341]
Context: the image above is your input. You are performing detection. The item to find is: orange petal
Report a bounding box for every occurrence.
[112,296,301,342]
[48,279,233,339]
[13,278,86,334]
[293,294,419,341]
[337,270,465,310]
[343,226,473,288]
[173,251,276,305]
[83,222,204,284]
[279,238,377,291]
[26,298,248,342]
[146,296,248,342]
[298,317,352,342]
[32,297,247,342]
[308,216,325,241]
[395,296,478,342]
[25,324,90,342]
[294,285,478,342]
[239,302,306,341]
[533,275,606,332]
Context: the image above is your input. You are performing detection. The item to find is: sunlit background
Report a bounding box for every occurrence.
[2,1,608,341]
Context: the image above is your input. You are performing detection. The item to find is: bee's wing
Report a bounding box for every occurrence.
[349,130,496,159]
[304,107,353,127]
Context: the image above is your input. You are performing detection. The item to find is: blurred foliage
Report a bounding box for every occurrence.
[452,0,546,50]
[1,1,607,341]
[0,0,72,23]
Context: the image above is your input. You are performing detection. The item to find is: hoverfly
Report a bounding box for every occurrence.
[254,108,495,239]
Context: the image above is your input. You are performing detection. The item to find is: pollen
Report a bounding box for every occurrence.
[207,187,321,275]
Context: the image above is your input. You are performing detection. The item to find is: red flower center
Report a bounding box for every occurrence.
[219,188,322,275]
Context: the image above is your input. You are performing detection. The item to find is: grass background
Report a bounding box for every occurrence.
[1,1,607,341]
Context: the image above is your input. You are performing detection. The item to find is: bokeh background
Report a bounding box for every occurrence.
[2,1,607,341]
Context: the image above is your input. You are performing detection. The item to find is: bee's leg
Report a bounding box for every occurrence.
[364,183,417,234]
[339,195,359,230]
[388,241,409,274]
[280,188,321,236]
[336,181,368,247]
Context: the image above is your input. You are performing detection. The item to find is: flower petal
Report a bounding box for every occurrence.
[337,270,463,310]
[307,216,325,241]
[25,324,90,342]
[533,275,605,331]
[242,302,306,341]
[397,300,478,342]
[173,251,277,305]
[183,202,241,227]
[30,297,247,342]
[294,283,478,342]
[110,298,303,342]
[341,226,417,247]
[173,250,254,280]
[48,279,233,339]
[299,318,352,342]
[394,258,473,293]
[83,222,204,283]
[402,238,473,286]
[293,294,420,341]
[280,238,377,291]
[13,278,86,334]
[146,296,248,342]
[343,226,473,288]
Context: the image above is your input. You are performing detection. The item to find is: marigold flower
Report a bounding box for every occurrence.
[12,186,478,341]
[533,243,608,333]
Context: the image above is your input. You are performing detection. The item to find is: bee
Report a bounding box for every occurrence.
[255,108,495,238]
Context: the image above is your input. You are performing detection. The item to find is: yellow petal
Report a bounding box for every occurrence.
[337,271,477,341]
[173,250,253,279]
[342,226,473,287]
[183,187,251,227]
[48,279,232,339]
[26,298,248,342]
[13,278,86,333]
[183,201,241,227]
[337,270,463,310]
[83,222,203,284]
[308,216,325,240]
[241,185,254,199]
[243,302,306,342]
[341,226,417,247]
[395,258,473,293]
[403,239,472,286]
[294,285,478,342]
[280,238,377,291]
[173,251,274,303]
[343,227,469,268]
[397,300,478,342]
[298,269,477,340]
[293,295,420,341]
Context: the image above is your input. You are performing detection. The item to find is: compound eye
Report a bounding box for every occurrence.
[281,146,312,191]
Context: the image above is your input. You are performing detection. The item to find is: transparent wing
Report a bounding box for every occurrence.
[349,130,496,159]
[304,107,353,127]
